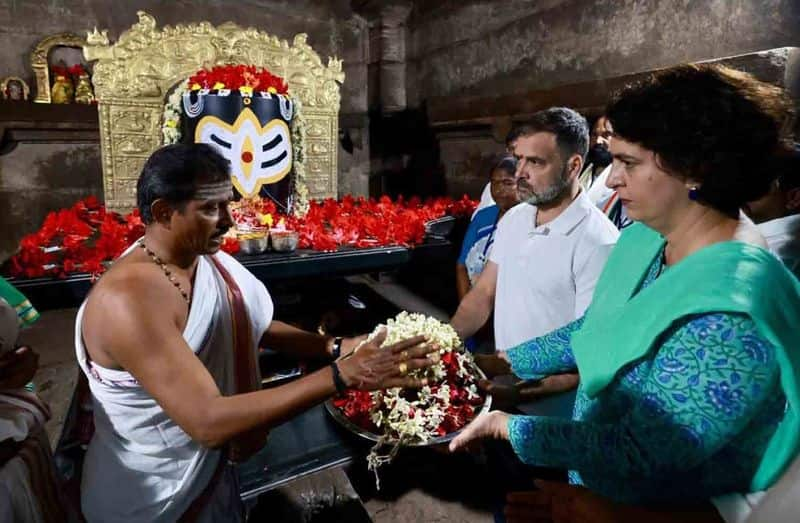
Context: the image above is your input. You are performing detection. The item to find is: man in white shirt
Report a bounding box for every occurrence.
[451,108,619,355]
[743,146,800,278]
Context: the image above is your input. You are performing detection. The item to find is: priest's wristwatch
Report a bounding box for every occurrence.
[331,336,344,359]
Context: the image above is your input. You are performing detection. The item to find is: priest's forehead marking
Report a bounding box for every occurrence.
[194,180,234,200]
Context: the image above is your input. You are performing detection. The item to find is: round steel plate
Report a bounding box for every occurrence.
[324,363,492,446]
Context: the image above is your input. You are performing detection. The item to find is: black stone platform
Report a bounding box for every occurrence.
[7,240,453,311]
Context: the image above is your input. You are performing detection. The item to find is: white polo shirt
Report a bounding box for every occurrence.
[758,213,800,279]
[489,191,620,351]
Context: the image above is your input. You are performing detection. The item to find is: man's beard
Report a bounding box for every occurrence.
[517,164,571,206]
[586,144,613,168]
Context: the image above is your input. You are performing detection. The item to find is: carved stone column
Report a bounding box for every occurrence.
[377,3,412,113]
[361,1,412,114]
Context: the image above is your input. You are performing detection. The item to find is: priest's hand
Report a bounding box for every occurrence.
[474,353,512,378]
[448,410,510,453]
[337,327,438,391]
[0,346,39,389]
[338,334,368,359]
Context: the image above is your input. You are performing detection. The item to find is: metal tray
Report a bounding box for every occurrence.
[324,363,492,446]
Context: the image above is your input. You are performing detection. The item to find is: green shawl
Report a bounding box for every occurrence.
[571,222,800,490]
[0,276,38,327]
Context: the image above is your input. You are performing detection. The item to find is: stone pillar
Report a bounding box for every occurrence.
[377,3,412,113]
[337,14,372,197]
[365,1,412,114]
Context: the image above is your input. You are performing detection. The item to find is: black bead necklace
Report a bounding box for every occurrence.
[138,240,191,304]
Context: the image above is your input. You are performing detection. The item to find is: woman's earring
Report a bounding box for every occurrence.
[688,186,699,201]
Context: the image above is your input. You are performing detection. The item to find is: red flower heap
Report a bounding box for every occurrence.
[188,64,288,94]
[6,196,144,279]
[227,194,477,254]
[5,195,477,278]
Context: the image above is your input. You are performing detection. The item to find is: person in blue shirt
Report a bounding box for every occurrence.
[457,155,518,299]
[456,155,518,353]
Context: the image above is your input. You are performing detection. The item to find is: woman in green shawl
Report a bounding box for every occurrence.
[0,276,39,389]
[450,64,800,509]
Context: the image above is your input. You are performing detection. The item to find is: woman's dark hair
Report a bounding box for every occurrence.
[491,155,517,177]
[513,107,590,161]
[136,143,231,224]
[607,63,794,215]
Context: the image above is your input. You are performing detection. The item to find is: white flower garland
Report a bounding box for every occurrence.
[162,80,188,145]
[160,79,309,217]
[359,312,481,489]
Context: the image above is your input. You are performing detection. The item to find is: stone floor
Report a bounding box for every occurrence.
[17,306,493,523]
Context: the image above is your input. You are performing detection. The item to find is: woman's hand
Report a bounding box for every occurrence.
[448,410,510,452]
[505,480,619,523]
[0,346,38,389]
[336,327,438,391]
[479,373,580,409]
[474,352,512,378]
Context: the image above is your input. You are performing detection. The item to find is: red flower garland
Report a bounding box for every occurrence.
[4,195,477,279]
[188,64,288,94]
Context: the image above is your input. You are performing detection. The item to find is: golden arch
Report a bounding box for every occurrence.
[84,11,344,212]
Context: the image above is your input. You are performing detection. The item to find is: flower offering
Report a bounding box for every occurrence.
[331,312,488,485]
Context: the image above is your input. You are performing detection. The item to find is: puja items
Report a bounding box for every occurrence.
[270,229,298,252]
[328,312,489,488]
[237,231,269,255]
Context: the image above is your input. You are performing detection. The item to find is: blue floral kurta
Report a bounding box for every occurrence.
[506,251,787,504]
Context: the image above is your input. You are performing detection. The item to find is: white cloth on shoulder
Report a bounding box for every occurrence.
[75,245,273,523]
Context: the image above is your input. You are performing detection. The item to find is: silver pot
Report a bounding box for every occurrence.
[270,231,299,252]
[238,235,269,255]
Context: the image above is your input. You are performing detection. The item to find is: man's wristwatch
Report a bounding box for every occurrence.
[331,337,344,359]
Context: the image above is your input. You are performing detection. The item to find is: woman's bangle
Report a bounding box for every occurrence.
[330,361,348,394]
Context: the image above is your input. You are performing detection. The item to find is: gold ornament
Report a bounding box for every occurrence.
[51,75,74,104]
[74,73,95,104]
[30,32,86,103]
[84,11,344,214]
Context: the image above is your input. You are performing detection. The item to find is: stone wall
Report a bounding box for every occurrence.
[4,0,800,260]
[0,0,369,261]
[403,0,800,200]
[407,0,800,100]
